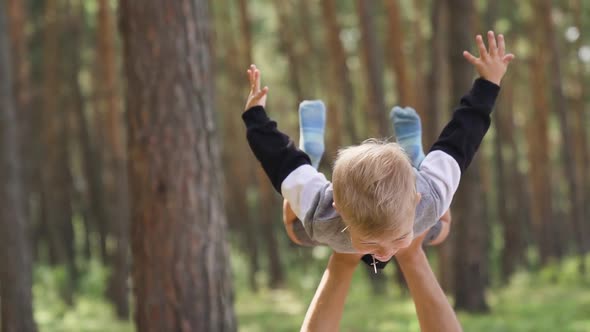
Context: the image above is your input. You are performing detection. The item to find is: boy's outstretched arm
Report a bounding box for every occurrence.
[242,64,312,193]
[431,31,514,171]
[418,31,515,217]
[242,65,329,224]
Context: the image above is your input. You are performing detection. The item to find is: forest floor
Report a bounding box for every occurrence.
[33,252,590,332]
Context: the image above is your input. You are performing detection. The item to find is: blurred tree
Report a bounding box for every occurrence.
[40,0,77,304]
[356,0,388,138]
[321,0,352,150]
[66,0,104,265]
[448,0,489,312]
[489,2,528,282]
[273,0,306,104]
[7,0,34,223]
[539,0,586,272]
[570,0,589,248]
[96,0,130,317]
[234,0,261,291]
[527,2,558,265]
[120,0,236,329]
[428,0,455,293]
[0,2,37,330]
[384,1,415,109]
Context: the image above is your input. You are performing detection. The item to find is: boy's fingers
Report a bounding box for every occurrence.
[476,35,488,58]
[251,87,268,103]
[259,86,269,97]
[247,69,254,87]
[254,69,261,92]
[498,34,506,56]
[487,31,497,56]
[463,51,478,65]
[503,53,515,64]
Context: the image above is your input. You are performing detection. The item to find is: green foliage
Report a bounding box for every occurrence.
[233,254,590,332]
[32,254,590,331]
[33,264,132,332]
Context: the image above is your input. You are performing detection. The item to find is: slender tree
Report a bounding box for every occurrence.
[356,0,388,138]
[448,0,489,312]
[0,2,37,330]
[96,0,131,317]
[321,0,353,149]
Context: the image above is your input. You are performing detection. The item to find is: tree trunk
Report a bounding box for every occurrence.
[571,0,590,253]
[539,0,586,270]
[448,0,489,312]
[527,9,557,265]
[410,0,430,139]
[237,0,260,291]
[41,0,77,304]
[0,3,38,330]
[427,0,454,291]
[384,0,415,107]
[7,0,34,225]
[273,0,306,104]
[320,0,351,151]
[494,80,526,281]
[256,168,285,288]
[356,0,388,138]
[96,0,130,318]
[427,0,450,147]
[119,0,236,330]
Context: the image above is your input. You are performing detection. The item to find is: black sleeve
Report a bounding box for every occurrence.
[429,78,500,172]
[242,106,311,194]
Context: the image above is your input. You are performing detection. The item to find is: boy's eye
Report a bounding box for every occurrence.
[360,242,378,247]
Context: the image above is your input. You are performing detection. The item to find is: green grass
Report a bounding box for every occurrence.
[235,268,590,332]
[33,254,590,332]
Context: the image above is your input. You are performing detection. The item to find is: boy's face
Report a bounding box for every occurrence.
[348,222,414,261]
[335,193,420,261]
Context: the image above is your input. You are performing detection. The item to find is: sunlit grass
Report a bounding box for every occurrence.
[33,253,590,332]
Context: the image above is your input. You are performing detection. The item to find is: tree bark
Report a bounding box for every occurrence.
[120,0,236,330]
[0,3,38,330]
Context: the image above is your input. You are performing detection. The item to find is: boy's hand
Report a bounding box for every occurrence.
[244,64,269,111]
[463,31,515,86]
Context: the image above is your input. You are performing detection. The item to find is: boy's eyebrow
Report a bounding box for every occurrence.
[393,231,412,242]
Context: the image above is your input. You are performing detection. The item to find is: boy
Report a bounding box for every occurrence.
[284,103,451,247]
[242,31,514,267]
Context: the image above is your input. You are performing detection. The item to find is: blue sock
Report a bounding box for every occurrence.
[299,100,326,170]
[390,106,425,168]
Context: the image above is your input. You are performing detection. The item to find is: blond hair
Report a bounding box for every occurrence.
[332,139,417,238]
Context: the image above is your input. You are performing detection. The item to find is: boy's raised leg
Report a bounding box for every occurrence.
[299,100,326,169]
[390,106,426,168]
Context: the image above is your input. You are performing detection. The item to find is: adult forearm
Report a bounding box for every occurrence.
[397,250,462,332]
[301,254,358,332]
